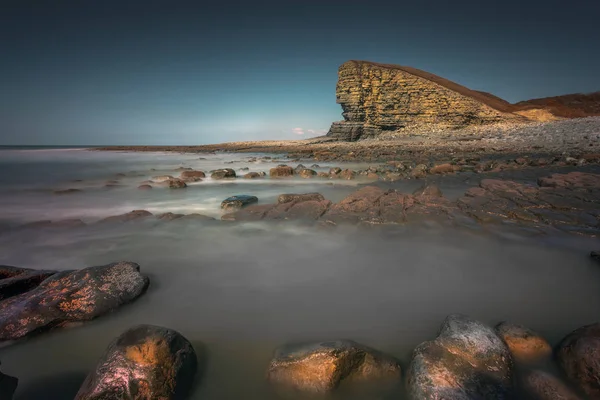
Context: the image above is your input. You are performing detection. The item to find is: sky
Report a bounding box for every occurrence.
[1,0,599,145]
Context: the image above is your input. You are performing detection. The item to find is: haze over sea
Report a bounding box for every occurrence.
[0,146,599,399]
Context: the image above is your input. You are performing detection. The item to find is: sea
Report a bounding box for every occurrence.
[0,145,599,399]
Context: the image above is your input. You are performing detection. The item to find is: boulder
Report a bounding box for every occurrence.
[266,340,401,394]
[75,324,197,400]
[298,169,317,178]
[221,204,275,222]
[151,175,174,182]
[339,169,356,180]
[0,262,149,340]
[168,179,187,189]
[407,314,514,399]
[157,212,185,221]
[277,193,325,204]
[410,164,428,179]
[221,195,259,211]
[98,210,153,224]
[429,163,456,174]
[270,166,294,177]
[281,200,332,221]
[556,323,600,398]
[495,321,552,363]
[243,172,262,179]
[0,363,17,399]
[179,170,205,181]
[137,184,152,190]
[522,370,582,400]
[211,168,236,179]
[0,265,56,300]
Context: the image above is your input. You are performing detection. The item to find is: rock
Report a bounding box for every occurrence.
[137,184,152,190]
[430,163,456,174]
[168,179,187,189]
[294,164,306,171]
[211,168,236,179]
[523,370,582,400]
[278,200,332,221]
[326,60,522,141]
[366,172,379,180]
[556,323,600,398]
[221,204,275,222]
[317,172,329,178]
[221,195,259,211]
[243,172,262,179]
[413,184,443,198]
[339,169,356,179]
[410,164,428,179]
[407,314,514,399]
[538,172,600,189]
[180,170,205,181]
[266,340,401,394]
[277,193,325,204]
[495,322,552,363]
[298,169,317,178]
[0,363,18,399]
[54,188,82,195]
[151,175,174,182]
[270,166,294,177]
[75,324,197,400]
[0,262,149,340]
[0,265,56,300]
[329,167,342,176]
[98,210,153,224]
[178,214,216,221]
[157,212,185,221]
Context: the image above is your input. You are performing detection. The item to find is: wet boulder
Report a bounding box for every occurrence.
[522,370,582,400]
[221,195,259,211]
[211,168,236,179]
[221,204,275,222]
[277,193,325,204]
[168,178,187,189]
[243,172,262,179]
[270,166,294,177]
[180,170,205,181]
[0,265,56,300]
[298,169,317,178]
[495,321,552,363]
[407,314,514,399]
[266,340,401,395]
[339,169,356,180]
[151,175,174,182]
[75,324,197,400]
[430,163,458,174]
[556,323,600,398]
[0,262,149,340]
[0,363,18,399]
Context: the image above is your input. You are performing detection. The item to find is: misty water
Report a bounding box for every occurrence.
[0,148,599,399]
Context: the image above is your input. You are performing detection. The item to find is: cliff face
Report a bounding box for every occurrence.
[327,60,523,141]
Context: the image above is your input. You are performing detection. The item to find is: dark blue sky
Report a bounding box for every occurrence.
[1,0,599,145]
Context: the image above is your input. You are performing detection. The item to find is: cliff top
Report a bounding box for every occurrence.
[515,91,600,118]
[344,60,518,114]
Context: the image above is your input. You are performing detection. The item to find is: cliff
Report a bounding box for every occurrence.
[515,92,600,118]
[327,60,525,141]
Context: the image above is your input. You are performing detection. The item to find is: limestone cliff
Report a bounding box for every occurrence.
[327,60,524,141]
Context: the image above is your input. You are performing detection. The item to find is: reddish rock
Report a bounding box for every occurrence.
[243,172,262,179]
[317,172,329,178]
[556,323,600,398]
[429,163,455,174]
[168,178,187,189]
[180,170,205,181]
[284,200,332,220]
[221,204,276,221]
[339,169,356,180]
[413,184,443,198]
[495,322,552,363]
[410,164,428,179]
[298,169,317,178]
[538,172,600,189]
[98,210,153,224]
[277,193,325,204]
[75,325,197,400]
[0,262,149,340]
[366,172,380,180]
[270,166,294,177]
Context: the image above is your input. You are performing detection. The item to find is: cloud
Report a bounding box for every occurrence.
[291,127,327,136]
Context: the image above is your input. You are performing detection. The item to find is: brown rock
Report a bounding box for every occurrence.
[266,340,401,394]
[538,172,600,189]
[180,170,205,180]
[298,169,317,178]
[75,324,197,400]
[430,163,455,174]
[221,204,276,222]
[243,172,262,179]
[270,166,294,177]
[339,169,356,180]
[277,193,325,204]
[317,172,329,178]
[0,262,149,340]
[137,184,152,190]
[556,323,600,398]
[151,175,174,182]
[366,172,380,180]
[284,200,332,220]
[98,210,153,224]
[168,179,187,189]
[157,212,184,221]
[523,370,582,400]
[0,265,56,300]
[211,168,236,179]
[410,164,428,179]
[495,322,552,363]
[413,184,443,198]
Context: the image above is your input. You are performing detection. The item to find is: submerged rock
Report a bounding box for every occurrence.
[556,323,600,398]
[151,175,174,182]
[523,370,582,400]
[168,178,187,189]
[266,340,401,394]
[0,265,56,301]
[298,169,317,178]
[270,166,294,177]
[98,210,153,224]
[407,314,514,399]
[221,195,259,211]
[211,168,236,179]
[495,321,552,363]
[75,324,197,400]
[137,184,152,190]
[0,262,149,341]
[180,170,205,181]
[243,172,262,179]
[0,363,18,399]
[157,212,185,221]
